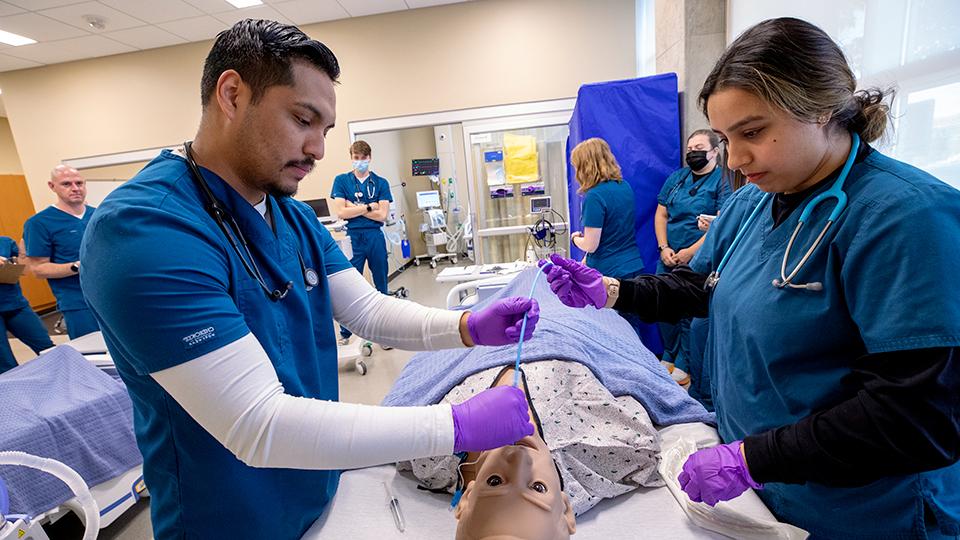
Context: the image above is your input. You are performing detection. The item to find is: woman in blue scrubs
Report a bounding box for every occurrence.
[570,138,644,282]
[541,17,960,539]
[0,236,53,374]
[569,138,645,337]
[655,129,730,384]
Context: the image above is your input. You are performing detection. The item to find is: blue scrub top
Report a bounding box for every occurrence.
[581,179,645,279]
[696,150,960,538]
[0,237,28,312]
[80,150,353,539]
[657,166,730,252]
[331,171,393,231]
[23,204,95,311]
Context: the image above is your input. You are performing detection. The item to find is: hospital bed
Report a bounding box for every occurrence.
[307,268,808,539]
[305,422,806,539]
[0,342,147,533]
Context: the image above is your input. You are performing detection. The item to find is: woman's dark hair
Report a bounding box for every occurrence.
[201,19,340,106]
[700,17,893,144]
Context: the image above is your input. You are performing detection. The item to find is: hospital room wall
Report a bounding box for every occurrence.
[0,118,23,174]
[0,0,638,215]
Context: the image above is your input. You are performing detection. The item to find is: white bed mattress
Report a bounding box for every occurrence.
[304,423,807,539]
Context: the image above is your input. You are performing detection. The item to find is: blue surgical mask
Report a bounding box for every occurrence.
[353,160,370,174]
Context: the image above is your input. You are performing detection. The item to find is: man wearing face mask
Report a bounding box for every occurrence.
[331,140,393,344]
[654,129,731,386]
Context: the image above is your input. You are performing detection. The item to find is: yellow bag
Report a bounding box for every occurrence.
[503,133,539,184]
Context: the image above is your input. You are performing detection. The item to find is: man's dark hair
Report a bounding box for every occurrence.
[201,19,340,106]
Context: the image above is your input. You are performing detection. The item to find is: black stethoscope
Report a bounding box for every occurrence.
[667,167,715,201]
[183,141,319,302]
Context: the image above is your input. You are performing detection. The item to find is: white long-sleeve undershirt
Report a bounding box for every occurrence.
[150,267,468,469]
[328,267,466,350]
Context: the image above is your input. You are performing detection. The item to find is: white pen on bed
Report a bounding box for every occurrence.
[382,481,405,533]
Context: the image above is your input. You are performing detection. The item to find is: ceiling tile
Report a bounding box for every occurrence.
[0,2,25,17]
[272,0,349,25]
[405,0,467,8]
[182,0,240,15]
[39,1,147,33]
[156,14,227,41]
[337,0,408,18]
[99,0,205,24]
[0,12,89,42]
[213,5,291,26]
[3,34,135,64]
[0,52,41,72]
[4,0,84,10]
[104,25,188,49]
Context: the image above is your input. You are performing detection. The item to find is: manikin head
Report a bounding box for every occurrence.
[454,433,576,540]
[49,165,86,207]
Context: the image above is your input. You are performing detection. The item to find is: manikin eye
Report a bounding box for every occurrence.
[486,475,503,487]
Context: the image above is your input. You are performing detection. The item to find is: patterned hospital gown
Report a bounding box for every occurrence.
[399,360,663,516]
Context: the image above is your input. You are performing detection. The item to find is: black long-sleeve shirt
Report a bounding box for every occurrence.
[613,264,960,487]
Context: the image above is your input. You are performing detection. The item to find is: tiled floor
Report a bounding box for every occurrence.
[8,263,461,540]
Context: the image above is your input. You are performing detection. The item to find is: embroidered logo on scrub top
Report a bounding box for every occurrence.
[181,326,216,348]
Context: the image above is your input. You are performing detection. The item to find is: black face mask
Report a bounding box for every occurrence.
[685,150,710,171]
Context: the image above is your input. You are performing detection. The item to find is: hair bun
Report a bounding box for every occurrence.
[850,87,894,143]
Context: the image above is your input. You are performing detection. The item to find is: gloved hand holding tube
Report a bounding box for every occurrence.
[538,254,607,309]
[451,386,534,453]
[466,297,540,346]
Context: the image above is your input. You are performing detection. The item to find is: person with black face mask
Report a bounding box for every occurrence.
[653,129,731,388]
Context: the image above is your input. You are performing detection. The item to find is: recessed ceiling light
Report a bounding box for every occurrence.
[0,29,36,47]
[225,0,263,7]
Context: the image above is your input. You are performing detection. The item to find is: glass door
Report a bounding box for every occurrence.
[463,113,571,264]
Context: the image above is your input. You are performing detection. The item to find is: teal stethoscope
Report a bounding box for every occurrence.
[704,133,860,292]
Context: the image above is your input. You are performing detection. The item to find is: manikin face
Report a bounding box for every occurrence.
[229,59,337,198]
[49,165,86,206]
[454,433,576,540]
[707,87,834,194]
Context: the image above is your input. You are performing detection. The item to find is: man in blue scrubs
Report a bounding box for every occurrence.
[80,20,539,539]
[22,165,99,339]
[0,236,53,374]
[331,140,392,344]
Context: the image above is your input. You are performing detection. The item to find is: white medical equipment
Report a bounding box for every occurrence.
[0,452,99,540]
[705,134,860,293]
[526,196,566,261]
[413,190,458,269]
[530,195,551,213]
[415,190,441,210]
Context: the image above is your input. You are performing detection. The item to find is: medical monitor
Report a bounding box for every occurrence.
[530,196,551,213]
[304,198,336,223]
[416,190,441,209]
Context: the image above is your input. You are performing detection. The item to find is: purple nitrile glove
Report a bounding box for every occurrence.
[678,440,763,506]
[451,386,535,453]
[467,297,540,347]
[537,254,606,309]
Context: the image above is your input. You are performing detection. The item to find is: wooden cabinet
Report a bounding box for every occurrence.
[0,174,56,312]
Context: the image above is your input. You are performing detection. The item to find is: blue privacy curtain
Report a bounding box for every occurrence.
[566,73,681,355]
